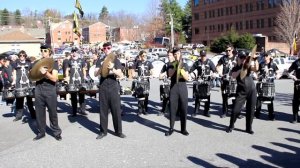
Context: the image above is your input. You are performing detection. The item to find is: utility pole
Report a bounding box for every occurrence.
[168,13,174,49]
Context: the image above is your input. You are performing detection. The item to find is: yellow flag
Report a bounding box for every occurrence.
[75,0,84,18]
[73,12,81,37]
[293,33,297,51]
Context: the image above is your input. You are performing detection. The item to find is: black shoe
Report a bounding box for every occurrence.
[292,120,297,124]
[116,133,126,138]
[165,129,174,136]
[255,113,260,119]
[204,113,211,117]
[191,112,197,117]
[13,117,22,122]
[238,115,244,119]
[143,111,148,115]
[33,134,45,141]
[220,114,226,118]
[246,130,254,134]
[80,111,88,115]
[226,127,234,133]
[96,132,107,139]
[71,113,77,117]
[269,115,275,121]
[54,135,62,141]
[181,130,189,136]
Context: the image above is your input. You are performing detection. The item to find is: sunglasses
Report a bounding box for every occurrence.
[41,49,49,53]
[226,50,231,52]
[19,54,26,57]
[102,47,111,50]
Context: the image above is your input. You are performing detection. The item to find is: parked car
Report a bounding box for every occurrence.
[272,57,292,78]
[148,48,168,57]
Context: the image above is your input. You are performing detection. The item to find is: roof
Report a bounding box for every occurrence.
[0,31,41,42]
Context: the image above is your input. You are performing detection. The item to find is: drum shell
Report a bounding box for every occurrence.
[3,89,15,100]
[259,82,275,98]
[225,80,237,96]
[27,87,35,98]
[87,83,99,94]
[193,81,210,98]
[78,83,89,94]
[56,82,67,95]
[15,87,28,98]
[134,80,150,98]
[66,84,78,93]
[160,83,170,100]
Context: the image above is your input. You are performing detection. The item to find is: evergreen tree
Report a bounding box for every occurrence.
[99,6,109,23]
[15,9,21,25]
[1,8,9,25]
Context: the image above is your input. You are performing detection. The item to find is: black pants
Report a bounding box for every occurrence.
[99,80,122,134]
[221,80,229,115]
[161,98,169,113]
[138,94,149,113]
[70,92,85,115]
[292,83,300,121]
[169,82,188,131]
[15,96,35,119]
[194,95,210,115]
[35,83,61,136]
[255,97,274,119]
[229,79,256,131]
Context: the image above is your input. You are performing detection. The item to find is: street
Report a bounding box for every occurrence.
[0,79,299,168]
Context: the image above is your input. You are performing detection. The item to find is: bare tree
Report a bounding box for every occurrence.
[275,0,300,54]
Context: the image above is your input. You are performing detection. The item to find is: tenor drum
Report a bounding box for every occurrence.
[15,87,28,98]
[56,82,67,95]
[27,86,35,98]
[259,82,275,98]
[78,83,89,94]
[225,80,237,96]
[3,89,15,100]
[193,81,210,98]
[87,82,99,94]
[66,84,78,93]
[160,83,170,101]
[134,80,150,98]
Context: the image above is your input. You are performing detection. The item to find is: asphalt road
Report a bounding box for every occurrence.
[0,79,299,168]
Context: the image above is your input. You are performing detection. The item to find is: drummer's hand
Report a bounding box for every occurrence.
[108,62,114,70]
[40,67,48,75]
[292,75,298,81]
[11,81,16,86]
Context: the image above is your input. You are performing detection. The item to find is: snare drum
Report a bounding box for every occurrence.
[259,82,275,98]
[225,80,237,96]
[27,86,35,98]
[134,80,150,98]
[56,82,67,95]
[78,83,89,94]
[193,81,210,98]
[15,87,28,98]
[160,83,170,100]
[3,89,15,100]
[66,84,78,93]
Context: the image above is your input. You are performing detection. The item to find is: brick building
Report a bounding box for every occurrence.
[191,0,293,53]
[46,20,80,48]
[112,27,141,42]
[82,22,107,44]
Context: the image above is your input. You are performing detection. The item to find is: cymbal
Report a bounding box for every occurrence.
[29,58,54,81]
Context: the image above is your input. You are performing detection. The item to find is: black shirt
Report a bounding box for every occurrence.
[13,60,32,88]
[169,61,189,87]
[189,58,216,79]
[68,58,86,83]
[288,59,300,79]
[62,58,70,77]
[258,60,278,79]
[217,55,236,75]
[232,65,253,94]
[95,56,122,84]
[134,60,153,76]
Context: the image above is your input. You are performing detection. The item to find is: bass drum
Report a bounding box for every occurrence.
[78,83,89,94]
[15,87,28,98]
[160,83,170,101]
[3,89,15,100]
[193,81,211,99]
[88,65,99,83]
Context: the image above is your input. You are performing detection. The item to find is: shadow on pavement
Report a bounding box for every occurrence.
[278,127,300,134]
[187,156,216,168]
[216,153,275,167]
[67,115,100,135]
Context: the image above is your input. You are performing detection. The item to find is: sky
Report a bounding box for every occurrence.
[0,0,188,15]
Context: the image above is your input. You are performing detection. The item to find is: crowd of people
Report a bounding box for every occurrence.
[0,42,300,141]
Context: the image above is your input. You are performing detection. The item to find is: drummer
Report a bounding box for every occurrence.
[132,50,154,115]
[65,47,88,117]
[0,54,15,106]
[255,52,279,121]
[12,50,36,121]
[189,50,216,117]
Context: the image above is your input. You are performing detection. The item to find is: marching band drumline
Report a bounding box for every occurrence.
[1,46,300,140]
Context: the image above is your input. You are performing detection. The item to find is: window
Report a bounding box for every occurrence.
[194,13,199,20]
[268,18,272,27]
[226,7,229,15]
[257,19,260,28]
[230,7,233,15]
[240,21,243,30]
[261,19,264,28]
[250,20,253,29]
[204,11,207,19]
[218,8,220,17]
[246,20,249,29]
[205,26,207,33]
[245,3,249,12]
[239,5,243,13]
[236,22,239,30]
[195,27,199,34]
[194,0,199,6]
[236,5,238,14]
[250,3,253,12]
[221,8,224,16]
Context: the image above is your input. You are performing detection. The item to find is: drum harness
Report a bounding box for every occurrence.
[71,60,82,85]
[222,60,235,95]
[19,65,31,89]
